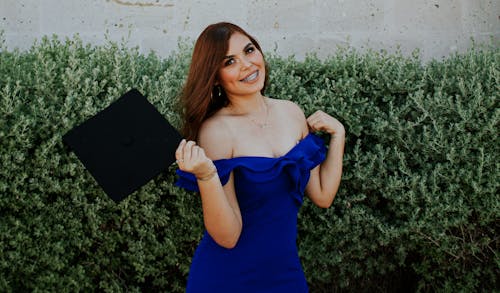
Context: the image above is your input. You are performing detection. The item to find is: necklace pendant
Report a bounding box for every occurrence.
[248,98,271,129]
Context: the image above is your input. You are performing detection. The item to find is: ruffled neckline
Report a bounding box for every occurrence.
[175,133,327,198]
[212,133,316,163]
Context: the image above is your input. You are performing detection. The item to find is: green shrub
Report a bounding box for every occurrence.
[0,34,498,292]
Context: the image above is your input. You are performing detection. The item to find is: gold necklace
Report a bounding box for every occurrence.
[248,99,270,129]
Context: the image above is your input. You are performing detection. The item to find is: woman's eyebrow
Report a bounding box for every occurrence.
[224,42,253,59]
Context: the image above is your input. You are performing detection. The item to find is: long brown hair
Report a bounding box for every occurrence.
[179,22,269,141]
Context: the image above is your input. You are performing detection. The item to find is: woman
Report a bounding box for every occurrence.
[175,22,345,292]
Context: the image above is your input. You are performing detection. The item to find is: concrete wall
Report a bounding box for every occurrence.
[1,0,498,61]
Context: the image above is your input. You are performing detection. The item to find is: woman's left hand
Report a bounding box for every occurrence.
[306,110,345,136]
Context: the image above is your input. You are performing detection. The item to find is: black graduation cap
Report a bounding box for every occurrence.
[63,89,183,202]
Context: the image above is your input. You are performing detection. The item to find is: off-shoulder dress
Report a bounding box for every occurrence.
[176,133,326,293]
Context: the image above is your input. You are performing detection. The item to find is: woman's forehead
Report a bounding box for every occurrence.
[226,33,252,52]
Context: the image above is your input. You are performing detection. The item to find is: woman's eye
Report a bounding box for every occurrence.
[246,46,255,54]
[224,58,235,66]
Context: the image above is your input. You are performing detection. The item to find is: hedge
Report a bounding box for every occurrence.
[0,34,498,292]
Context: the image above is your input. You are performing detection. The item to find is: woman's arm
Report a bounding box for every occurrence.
[305,110,346,208]
[176,119,242,249]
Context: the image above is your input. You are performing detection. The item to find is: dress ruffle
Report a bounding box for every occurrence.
[175,133,326,203]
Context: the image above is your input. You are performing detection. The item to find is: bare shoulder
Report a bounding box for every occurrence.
[270,98,306,120]
[197,114,233,161]
[269,98,308,135]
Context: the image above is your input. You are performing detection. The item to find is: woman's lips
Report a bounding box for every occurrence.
[240,70,259,82]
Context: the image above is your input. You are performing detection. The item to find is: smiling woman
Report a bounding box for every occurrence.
[217,34,266,100]
[174,22,345,292]
[179,22,269,142]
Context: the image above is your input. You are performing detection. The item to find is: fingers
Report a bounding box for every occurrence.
[183,140,196,162]
[306,110,344,134]
[175,139,186,162]
[175,140,212,174]
[190,145,203,162]
[306,110,327,132]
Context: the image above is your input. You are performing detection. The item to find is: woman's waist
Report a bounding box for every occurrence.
[198,218,299,254]
[195,232,301,267]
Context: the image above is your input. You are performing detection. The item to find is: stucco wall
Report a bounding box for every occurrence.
[1,0,498,61]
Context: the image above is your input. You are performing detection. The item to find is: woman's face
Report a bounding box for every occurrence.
[217,32,266,98]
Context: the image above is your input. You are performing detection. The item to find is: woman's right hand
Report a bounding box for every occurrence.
[175,139,216,179]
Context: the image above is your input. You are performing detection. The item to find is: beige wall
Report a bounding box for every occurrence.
[1,0,498,61]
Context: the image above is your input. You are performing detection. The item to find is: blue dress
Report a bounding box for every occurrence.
[176,133,326,293]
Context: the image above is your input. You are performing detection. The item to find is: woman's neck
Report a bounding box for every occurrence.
[226,92,267,116]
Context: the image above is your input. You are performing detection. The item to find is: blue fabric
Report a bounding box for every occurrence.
[176,133,327,293]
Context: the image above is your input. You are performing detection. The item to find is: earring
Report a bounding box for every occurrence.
[217,85,222,97]
[210,86,216,101]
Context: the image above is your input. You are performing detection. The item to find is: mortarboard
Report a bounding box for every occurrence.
[63,89,182,202]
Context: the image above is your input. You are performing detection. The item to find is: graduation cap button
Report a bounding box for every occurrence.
[121,136,135,146]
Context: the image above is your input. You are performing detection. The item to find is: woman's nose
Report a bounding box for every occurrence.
[239,56,252,68]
